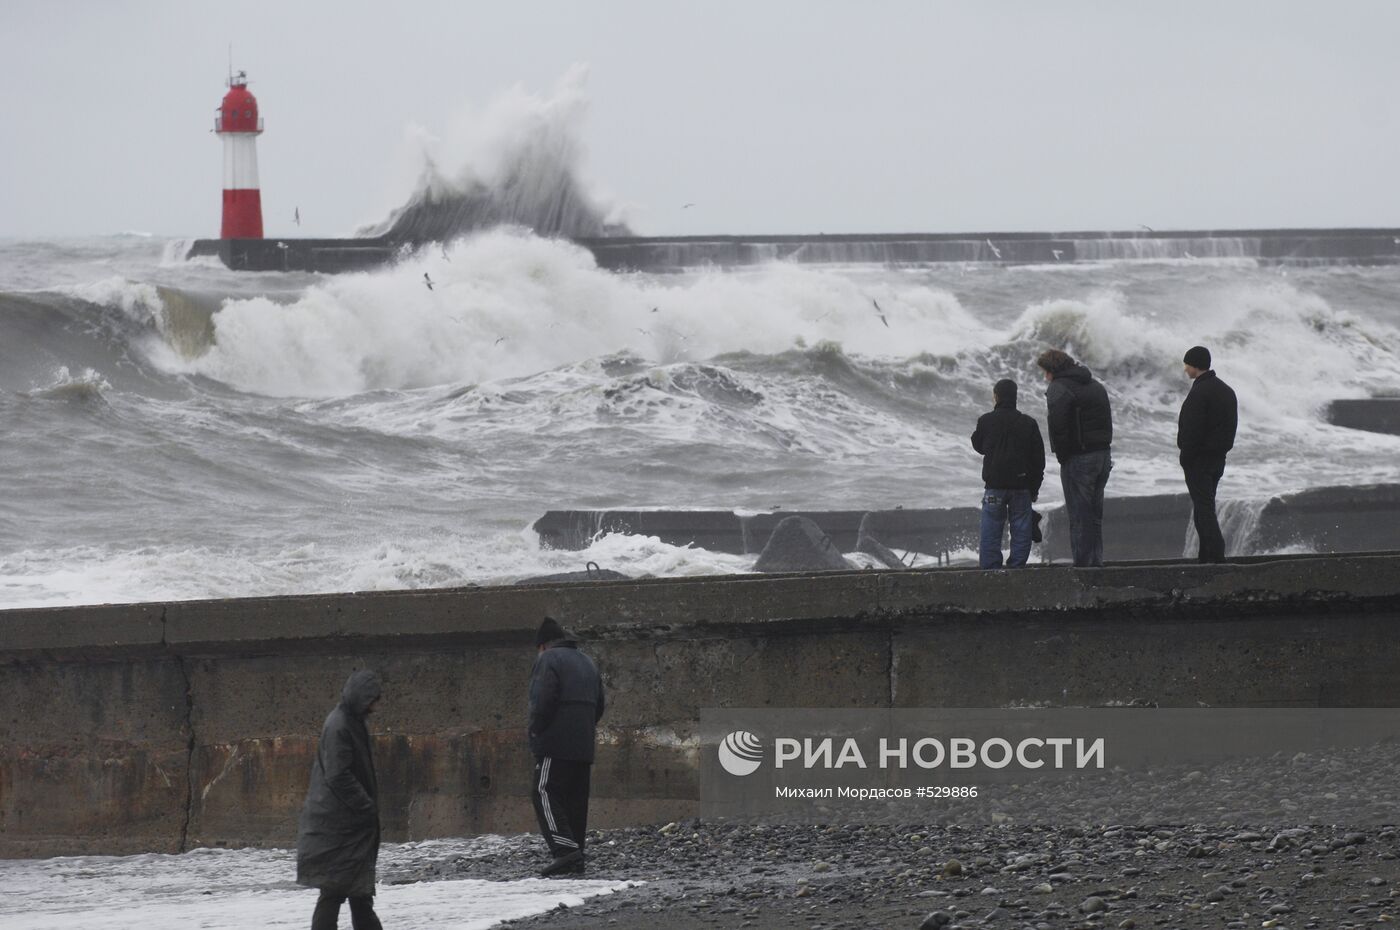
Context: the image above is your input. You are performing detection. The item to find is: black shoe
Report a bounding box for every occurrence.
[540,849,584,877]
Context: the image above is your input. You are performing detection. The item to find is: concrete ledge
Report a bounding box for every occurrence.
[189,227,1400,273]
[1327,398,1400,436]
[535,484,1400,565]
[5,554,1400,857]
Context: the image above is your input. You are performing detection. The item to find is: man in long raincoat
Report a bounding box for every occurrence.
[297,669,383,930]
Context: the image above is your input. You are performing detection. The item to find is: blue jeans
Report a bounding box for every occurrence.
[1060,449,1112,567]
[979,489,1034,569]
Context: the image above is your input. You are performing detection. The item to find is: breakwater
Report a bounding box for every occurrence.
[187,227,1400,273]
[4,554,1400,858]
[533,483,1400,564]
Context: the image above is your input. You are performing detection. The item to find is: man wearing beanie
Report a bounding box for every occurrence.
[971,378,1045,568]
[1177,345,1238,563]
[1036,348,1114,567]
[528,616,605,876]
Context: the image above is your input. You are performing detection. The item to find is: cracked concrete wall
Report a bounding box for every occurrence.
[3,555,1400,857]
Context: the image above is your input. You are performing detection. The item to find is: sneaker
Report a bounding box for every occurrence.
[540,849,584,877]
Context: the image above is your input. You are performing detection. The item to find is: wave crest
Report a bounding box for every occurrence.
[357,66,629,243]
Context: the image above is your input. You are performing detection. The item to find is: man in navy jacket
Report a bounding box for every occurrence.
[1177,345,1238,562]
[971,378,1045,568]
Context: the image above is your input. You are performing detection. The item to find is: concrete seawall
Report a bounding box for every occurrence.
[533,483,1400,563]
[188,227,1400,273]
[4,554,1400,858]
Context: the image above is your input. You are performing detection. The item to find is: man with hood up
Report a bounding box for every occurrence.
[1037,349,1114,567]
[971,378,1046,568]
[529,616,605,877]
[298,669,383,930]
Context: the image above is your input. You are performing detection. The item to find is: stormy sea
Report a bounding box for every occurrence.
[6,226,1400,610]
[5,72,1400,610]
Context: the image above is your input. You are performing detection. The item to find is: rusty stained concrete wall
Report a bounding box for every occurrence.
[3,554,1400,857]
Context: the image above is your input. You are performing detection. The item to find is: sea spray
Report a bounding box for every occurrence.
[357,65,628,242]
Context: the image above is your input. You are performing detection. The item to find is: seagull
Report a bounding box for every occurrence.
[293,207,300,227]
[872,298,889,327]
[423,273,434,290]
[682,203,696,209]
[494,336,507,346]
[1184,250,1196,260]
[441,243,451,260]
[1138,224,1155,232]
[1052,249,1064,261]
[650,306,659,313]
[985,239,1002,259]
[636,328,651,335]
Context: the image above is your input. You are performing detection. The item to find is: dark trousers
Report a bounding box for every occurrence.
[311,891,382,930]
[532,755,592,857]
[1183,458,1227,563]
[978,489,1034,569]
[1060,449,1112,567]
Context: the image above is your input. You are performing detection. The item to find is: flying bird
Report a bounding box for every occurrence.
[293,207,301,227]
[682,203,696,209]
[423,273,434,290]
[1052,249,1064,261]
[1138,224,1155,232]
[985,239,1002,260]
[872,299,889,328]
[494,336,507,346]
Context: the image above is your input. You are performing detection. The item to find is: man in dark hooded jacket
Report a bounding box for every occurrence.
[298,669,383,930]
[1037,349,1114,567]
[1177,345,1238,563]
[529,616,605,877]
[971,378,1045,568]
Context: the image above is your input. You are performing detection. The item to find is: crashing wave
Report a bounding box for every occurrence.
[356,66,630,243]
[21,366,111,402]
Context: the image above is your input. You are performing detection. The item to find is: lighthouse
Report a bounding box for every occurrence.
[215,70,264,239]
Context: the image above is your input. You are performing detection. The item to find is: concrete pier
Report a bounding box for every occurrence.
[533,483,1400,563]
[1328,398,1400,436]
[4,553,1400,857]
[188,227,1400,273]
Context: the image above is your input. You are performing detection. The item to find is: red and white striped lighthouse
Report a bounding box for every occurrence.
[215,70,264,239]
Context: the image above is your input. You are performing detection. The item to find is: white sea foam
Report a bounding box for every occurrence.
[0,840,638,930]
[0,531,758,608]
[20,366,111,401]
[175,230,990,397]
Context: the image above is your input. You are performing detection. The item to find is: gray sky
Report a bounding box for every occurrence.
[2,0,1397,238]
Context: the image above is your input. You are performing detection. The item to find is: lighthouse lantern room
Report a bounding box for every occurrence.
[215,70,265,239]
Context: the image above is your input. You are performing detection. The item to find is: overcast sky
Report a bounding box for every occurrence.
[2,0,1397,238]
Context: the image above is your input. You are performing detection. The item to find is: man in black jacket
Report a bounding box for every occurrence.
[971,378,1045,568]
[1177,345,1238,563]
[1037,349,1114,567]
[298,669,383,930]
[529,616,606,877]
